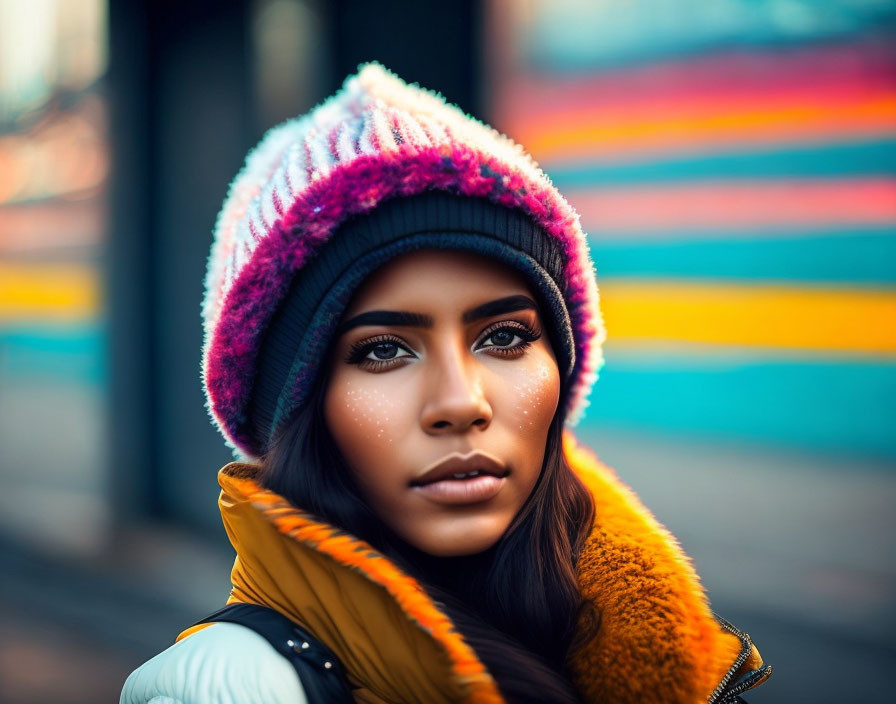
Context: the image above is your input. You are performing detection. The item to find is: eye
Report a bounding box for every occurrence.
[346,334,416,370]
[477,321,542,356]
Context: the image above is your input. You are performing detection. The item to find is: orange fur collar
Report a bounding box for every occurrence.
[200,430,763,703]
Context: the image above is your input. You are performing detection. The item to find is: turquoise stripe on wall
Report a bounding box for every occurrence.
[580,352,896,458]
[589,228,896,283]
[0,324,105,385]
[547,140,896,187]
[531,5,896,73]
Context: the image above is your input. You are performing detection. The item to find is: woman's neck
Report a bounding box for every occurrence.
[389,538,500,599]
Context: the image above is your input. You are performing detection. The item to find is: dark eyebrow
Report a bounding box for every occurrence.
[334,294,539,337]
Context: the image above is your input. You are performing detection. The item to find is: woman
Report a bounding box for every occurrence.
[122,63,771,703]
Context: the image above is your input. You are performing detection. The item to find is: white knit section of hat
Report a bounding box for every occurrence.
[202,62,567,340]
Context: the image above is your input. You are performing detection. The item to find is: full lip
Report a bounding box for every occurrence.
[410,450,509,486]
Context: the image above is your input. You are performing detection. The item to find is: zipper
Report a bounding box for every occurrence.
[706,614,773,704]
[722,664,773,698]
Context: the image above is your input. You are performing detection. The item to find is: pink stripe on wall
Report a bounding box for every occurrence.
[568,178,896,232]
[492,41,896,125]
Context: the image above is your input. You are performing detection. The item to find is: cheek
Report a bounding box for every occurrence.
[324,375,407,477]
[502,355,560,433]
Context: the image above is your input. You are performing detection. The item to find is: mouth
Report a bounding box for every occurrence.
[410,451,509,505]
[410,450,509,486]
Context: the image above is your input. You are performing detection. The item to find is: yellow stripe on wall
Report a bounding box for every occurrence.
[4,262,894,356]
[600,280,896,356]
[0,262,99,322]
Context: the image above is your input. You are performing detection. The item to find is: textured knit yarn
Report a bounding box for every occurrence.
[202,61,606,458]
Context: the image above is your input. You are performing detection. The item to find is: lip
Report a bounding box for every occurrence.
[410,450,509,506]
[412,474,507,505]
[411,450,508,486]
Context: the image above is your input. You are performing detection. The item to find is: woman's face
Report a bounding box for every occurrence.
[324,249,560,556]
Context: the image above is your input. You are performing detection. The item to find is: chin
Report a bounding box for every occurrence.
[402,518,509,557]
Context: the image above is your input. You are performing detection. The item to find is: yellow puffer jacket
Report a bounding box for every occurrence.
[173,430,772,704]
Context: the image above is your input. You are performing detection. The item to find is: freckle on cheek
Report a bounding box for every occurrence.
[342,384,399,443]
[512,362,555,431]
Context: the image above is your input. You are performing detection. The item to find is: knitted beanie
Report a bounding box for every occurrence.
[202,62,606,459]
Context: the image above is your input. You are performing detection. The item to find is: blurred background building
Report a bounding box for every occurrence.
[0,0,893,701]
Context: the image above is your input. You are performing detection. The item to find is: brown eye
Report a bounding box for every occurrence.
[369,341,401,360]
[478,321,542,354]
[488,329,516,347]
[346,334,416,369]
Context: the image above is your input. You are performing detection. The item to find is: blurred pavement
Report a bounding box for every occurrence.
[1,426,894,702]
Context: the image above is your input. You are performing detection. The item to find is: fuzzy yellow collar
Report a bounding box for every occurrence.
[188,430,763,703]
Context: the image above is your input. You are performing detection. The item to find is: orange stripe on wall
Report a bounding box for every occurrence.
[499,81,896,137]
[600,279,896,355]
[510,94,896,162]
[570,178,896,231]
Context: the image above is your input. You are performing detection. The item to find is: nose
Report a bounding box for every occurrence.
[420,339,492,433]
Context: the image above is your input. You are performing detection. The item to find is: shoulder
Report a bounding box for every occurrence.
[120,622,308,704]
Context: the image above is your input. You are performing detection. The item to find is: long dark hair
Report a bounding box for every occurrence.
[259,361,598,703]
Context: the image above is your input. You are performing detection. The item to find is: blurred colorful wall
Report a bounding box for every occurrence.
[4,1,892,555]
[486,0,896,459]
[0,0,110,552]
[0,1,894,702]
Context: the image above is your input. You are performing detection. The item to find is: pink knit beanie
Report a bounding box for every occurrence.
[202,62,606,458]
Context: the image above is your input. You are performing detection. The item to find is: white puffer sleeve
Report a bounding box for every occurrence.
[120,622,308,704]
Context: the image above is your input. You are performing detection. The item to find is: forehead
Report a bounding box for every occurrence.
[344,249,533,313]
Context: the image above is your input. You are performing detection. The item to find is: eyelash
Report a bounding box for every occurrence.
[344,321,543,371]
